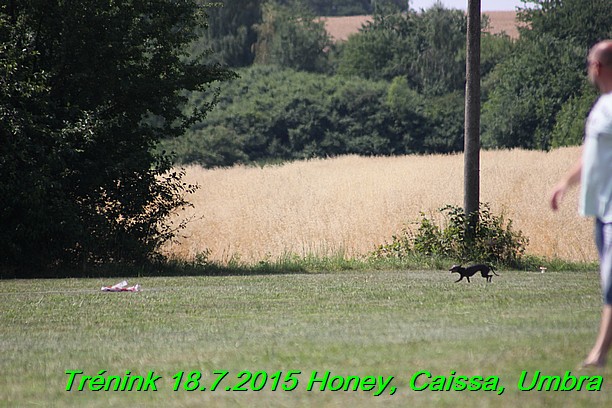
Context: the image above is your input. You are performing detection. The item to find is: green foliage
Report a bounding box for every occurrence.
[422,91,465,153]
[373,204,529,267]
[163,65,467,167]
[278,0,407,16]
[335,22,398,79]
[180,0,609,168]
[254,1,333,73]
[167,126,249,168]
[412,4,467,96]
[198,0,410,72]
[481,34,585,149]
[480,32,516,93]
[336,3,467,96]
[482,0,611,150]
[551,85,598,148]
[518,0,612,46]
[0,1,234,273]
[165,66,394,164]
[198,0,263,67]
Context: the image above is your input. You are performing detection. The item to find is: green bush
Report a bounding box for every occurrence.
[1,1,234,273]
[163,65,468,167]
[550,85,597,148]
[373,204,528,267]
[254,2,332,73]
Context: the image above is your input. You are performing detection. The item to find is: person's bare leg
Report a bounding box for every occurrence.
[583,305,612,367]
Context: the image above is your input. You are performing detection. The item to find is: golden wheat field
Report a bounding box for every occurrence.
[163,147,597,264]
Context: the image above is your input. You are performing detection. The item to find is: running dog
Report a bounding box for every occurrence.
[449,264,499,283]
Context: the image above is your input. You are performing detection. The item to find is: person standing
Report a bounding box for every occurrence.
[550,39,612,368]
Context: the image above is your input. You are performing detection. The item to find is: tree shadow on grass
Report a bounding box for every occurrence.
[0,258,315,280]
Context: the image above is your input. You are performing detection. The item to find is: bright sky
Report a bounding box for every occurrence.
[409,0,528,11]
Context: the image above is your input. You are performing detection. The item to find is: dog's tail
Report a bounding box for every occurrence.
[490,265,500,276]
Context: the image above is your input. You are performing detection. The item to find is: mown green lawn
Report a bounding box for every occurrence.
[1,270,610,407]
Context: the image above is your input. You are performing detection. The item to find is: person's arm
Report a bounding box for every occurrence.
[550,155,582,211]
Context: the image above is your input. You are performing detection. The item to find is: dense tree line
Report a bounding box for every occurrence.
[174,0,611,169]
[161,65,464,167]
[166,1,510,167]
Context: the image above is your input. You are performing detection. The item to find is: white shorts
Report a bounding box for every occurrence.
[595,219,612,305]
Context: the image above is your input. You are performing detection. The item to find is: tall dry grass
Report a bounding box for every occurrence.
[163,147,596,264]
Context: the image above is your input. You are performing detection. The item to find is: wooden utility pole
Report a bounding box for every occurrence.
[464,0,481,232]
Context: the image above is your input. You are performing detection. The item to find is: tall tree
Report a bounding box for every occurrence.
[254,1,333,73]
[414,3,467,96]
[200,0,263,67]
[0,1,235,274]
[481,35,584,149]
[336,2,467,95]
[518,0,611,47]
[482,0,608,150]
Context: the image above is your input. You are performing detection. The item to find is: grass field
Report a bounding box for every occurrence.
[2,269,610,407]
[164,147,595,266]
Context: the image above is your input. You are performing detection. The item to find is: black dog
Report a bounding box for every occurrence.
[449,264,499,283]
